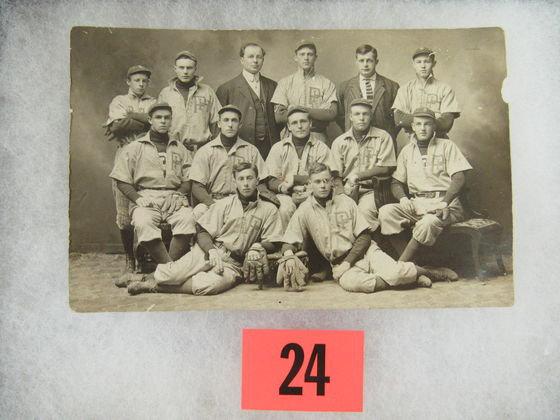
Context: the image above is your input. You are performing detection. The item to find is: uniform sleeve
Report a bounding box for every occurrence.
[270,79,288,106]
[181,149,192,181]
[391,84,407,112]
[375,132,397,167]
[329,138,347,175]
[109,143,136,183]
[445,141,472,176]
[392,147,408,184]
[196,200,224,239]
[265,145,283,180]
[351,200,370,237]
[321,144,341,173]
[208,87,222,124]
[439,84,461,114]
[105,96,128,126]
[281,207,307,246]
[187,148,210,184]
[322,79,338,105]
[254,149,269,180]
[260,206,284,243]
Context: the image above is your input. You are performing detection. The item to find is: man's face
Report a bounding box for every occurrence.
[235,168,259,198]
[349,105,372,132]
[356,52,378,78]
[412,116,435,141]
[412,55,435,78]
[127,73,150,96]
[240,45,264,74]
[294,47,317,71]
[309,170,332,199]
[148,109,172,133]
[218,111,241,138]
[174,58,197,83]
[287,112,311,140]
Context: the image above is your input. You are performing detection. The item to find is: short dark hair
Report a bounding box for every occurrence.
[239,42,266,58]
[355,44,378,59]
[307,162,330,177]
[232,161,259,178]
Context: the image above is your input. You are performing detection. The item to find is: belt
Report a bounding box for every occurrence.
[137,186,177,191]
[413,191,446,198]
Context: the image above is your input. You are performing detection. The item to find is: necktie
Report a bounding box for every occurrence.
[364,78,374,102]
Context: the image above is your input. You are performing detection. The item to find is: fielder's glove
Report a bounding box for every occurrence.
[276,253,308,292]
[258,189,281,208]
[242,243,270,286]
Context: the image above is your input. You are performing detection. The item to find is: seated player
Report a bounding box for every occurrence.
[122,162,283,296]
[278,162,458,293]
[265,106,341,228]
[378,107,472,262]
[110,102,196,265]
[331,98,396,234]
[188,104,276,218]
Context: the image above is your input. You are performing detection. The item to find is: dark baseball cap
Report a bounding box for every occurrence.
[287,106,310,119]
[175,50,198,63]
[412,107,436,119]
[127,65,151,78]
[218,104,242,118]
[350,98,373,109]
[148,102,173,116]
[412,47,435,60]
[294,40,317,53]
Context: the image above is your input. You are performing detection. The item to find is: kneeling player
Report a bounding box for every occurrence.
[121,162,283,295]
[279,162,457,293]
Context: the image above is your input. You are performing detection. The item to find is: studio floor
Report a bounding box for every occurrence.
[69,253,514,312]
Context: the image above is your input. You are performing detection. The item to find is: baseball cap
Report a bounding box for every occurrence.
[412,47,435,60]
[218,104,242,118]
[350,98,373,109]
[412,107,436,119]
[175,50,198,63]
[127,65,151,78]
[294,40,317,53]
[148,102,173,116]
[287,106,310,119]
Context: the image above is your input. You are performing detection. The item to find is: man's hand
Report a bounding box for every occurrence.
[136,197,153,207]
[208,249,224,274]
[332,261,351,281]
[345,173,359,186]
[434,206,450,220]
[399,197,415,214]
[291,186,310,206]
[276,252,308,292]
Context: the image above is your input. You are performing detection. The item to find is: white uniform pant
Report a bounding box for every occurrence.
[378,197,465,246]
[277,194,297,229]
[154,243,241,295]
[338,241,417,293]
[357,191,379,231]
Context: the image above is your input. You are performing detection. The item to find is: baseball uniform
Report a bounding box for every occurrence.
[154,193,283,295]
[331,126,396,231]
[282,194,417,292]
[110,132,196,244]
[379,135,472,246]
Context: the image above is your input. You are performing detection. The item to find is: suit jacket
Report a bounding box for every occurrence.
[337,73,400,140]
[216,73,281,146]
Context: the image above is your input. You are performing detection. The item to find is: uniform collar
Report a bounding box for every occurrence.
[242,69,260,83]
[169,75,202,89]
[137,131,179,146]
[208,135,250,151]
[415,73,435,86]
[343,126,380,142]
[282,133,318,147]
[297,67,316,80]
[410,132,437,147]
[126,90,153,100]
[309,193,334,209]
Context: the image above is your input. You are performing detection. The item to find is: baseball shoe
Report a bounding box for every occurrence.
[115,272,145,288]
[424,267,459,282]
[417,275,432,288]
[128,276,158,295]
[310,268,331,283]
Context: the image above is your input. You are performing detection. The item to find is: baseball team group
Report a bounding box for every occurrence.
[104,39,472,296]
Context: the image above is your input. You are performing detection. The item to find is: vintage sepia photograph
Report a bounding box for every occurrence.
[69,27,513,311]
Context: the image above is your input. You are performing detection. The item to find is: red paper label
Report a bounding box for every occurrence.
[242,329,364,412]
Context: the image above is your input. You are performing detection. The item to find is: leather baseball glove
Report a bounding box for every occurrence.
[276,253,308,292]
[242,243,270,288]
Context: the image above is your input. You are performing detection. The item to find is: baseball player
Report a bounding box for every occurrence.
[265,106,341,228]
[271,40,338,144]
[123,162,283,296]
[216,42,281,159]
[103,65,157,273]
[378,107,472,262]
[331,98,396,234]
[158,50,222,168]
[279,162,458,293]
[110,102,196,266]
[189,104,275,218]
[392,48,460,138]
[337,44,400,143]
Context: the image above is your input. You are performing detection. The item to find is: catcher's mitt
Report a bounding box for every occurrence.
[276,253,309,292]
[242,243,270,289]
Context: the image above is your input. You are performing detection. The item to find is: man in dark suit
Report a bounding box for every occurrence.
[337,44,400,146]
[216,42,280,158]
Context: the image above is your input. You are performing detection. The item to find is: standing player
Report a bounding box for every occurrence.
[103,65,156,273]
[378,108,471,263]
[337,44,400,143]
[279,162,457,293]
[216,42,280,158]
[124,162,283,296]
[392,48,460,138]
[158,50,221,168]
[265,106,341,228]
[271,40,338,144]
[110,102,196,266]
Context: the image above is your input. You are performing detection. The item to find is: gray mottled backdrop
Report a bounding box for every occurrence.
[2,0,560,418]
[69,27,510,252]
